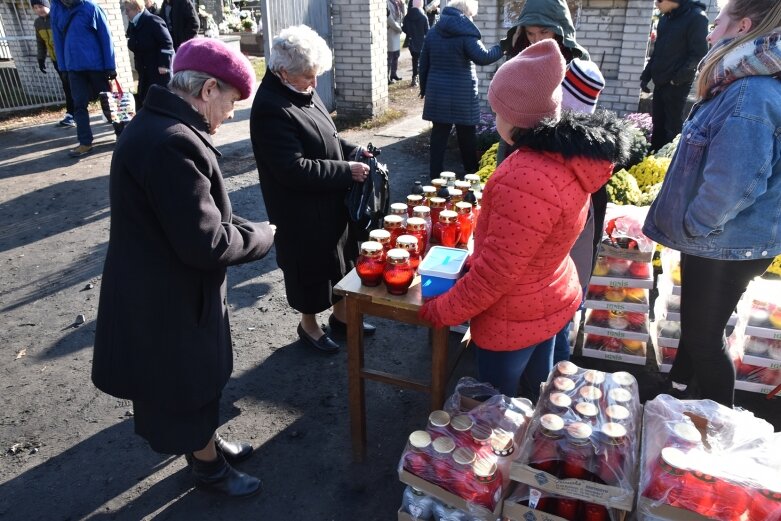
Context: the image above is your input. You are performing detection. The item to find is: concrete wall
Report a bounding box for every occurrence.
[331,0,389,118]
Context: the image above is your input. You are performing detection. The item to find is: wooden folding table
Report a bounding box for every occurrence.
[334,269,450,462]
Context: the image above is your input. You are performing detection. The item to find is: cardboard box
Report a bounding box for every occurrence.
[397,509,416,521]
[744,324,781,341]
[590,274,655,290]
[502,484,629,521]
[636,496,715,521]
[581,345,648,366]
[399,469,504,521]
[598,242,654,263]
[741,353,781,369]
[734,379,780,394]
[508,464,636,512]
[583,298,650,314]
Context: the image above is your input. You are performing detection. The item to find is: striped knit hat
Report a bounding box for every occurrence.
[561,58,605,114]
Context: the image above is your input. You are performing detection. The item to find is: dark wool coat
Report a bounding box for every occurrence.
[250,70,360,291]
[167,0,198,49]
[419,6,502,126]
[421,111,630,349]
[126,10,173,104]
[92,85,274,411]
[402,6,429,53]
[641,0,708,87]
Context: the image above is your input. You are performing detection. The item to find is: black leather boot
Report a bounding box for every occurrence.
[215,432,253,464]
[190,452,261,498]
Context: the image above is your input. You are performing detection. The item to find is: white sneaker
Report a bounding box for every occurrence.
[59,114,76,128]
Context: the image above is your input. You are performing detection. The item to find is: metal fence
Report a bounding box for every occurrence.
[0,3,67,113]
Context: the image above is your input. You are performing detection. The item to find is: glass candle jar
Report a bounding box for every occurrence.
[583,369,607,388]
[447,188,463,209]
[395,235,420,270]
[403,430,433,480]
[554,360,579,378]
[596,422,628,486]
[455,179,471,194]
[422,185,436,203]
[390,202,408,226]
[455,202,474,246]
[383,214,405,247]
[610,371,637,391]
[529,413,564,476]
[471,458,501,510]
[604,404,631,425]
[463,188,477,206]
[583,502,609,521]
[450,414,474,447]
[405,217,428,255]
[407,194,423,216]
[464,173,481,193]
[561,421,594,480]
[556,498,582,519]
[451,447,477,500]
[546,392,572,415]
[356,241,385,287]
[429,197,447,227]
[748,485,781,520]
[552,376,577,396]
[369,229,391,256]
[470,422,493,457]
[434,210,461,248]
[574,401,599,425]
[606,387,631,408]
[666,421,703,451]
[440,171,456,187]
[642,446,688,505]
[427,409,451,439]
[432,436,456,490]
[383,248,413,295]
[432,178,449,199]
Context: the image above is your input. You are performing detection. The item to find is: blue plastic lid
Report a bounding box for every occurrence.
[418,246,469,280]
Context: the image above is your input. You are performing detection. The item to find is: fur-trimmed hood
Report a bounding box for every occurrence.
[512,109,631,194]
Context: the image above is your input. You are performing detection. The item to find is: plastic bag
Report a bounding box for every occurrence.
[599,204,654,262]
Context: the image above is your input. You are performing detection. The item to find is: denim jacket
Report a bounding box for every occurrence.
[643,76,781,260]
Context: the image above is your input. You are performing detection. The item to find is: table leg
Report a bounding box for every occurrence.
[345,296,366,462]
[430,326,449,411]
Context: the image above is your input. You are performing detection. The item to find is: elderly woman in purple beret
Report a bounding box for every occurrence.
[92,38,274,497]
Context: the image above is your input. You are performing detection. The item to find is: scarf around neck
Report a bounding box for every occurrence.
[702,28,781,99]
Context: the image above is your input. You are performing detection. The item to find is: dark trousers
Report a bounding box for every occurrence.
[410,50,420,79]
[650,82,691,152]
[69,70,109,146]
[52,63,74,115]
[671,254,772,406]
[387,50,400,80]
[137,70,171,107]
[429,122,478,179]
[475,337,554,402]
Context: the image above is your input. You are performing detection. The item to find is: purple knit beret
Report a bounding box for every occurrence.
[173,38,255,100]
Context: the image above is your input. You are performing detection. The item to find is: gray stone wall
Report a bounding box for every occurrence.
[331,0,388,118]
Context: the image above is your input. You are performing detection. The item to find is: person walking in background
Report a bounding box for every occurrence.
[640,0,708,152]
[643,0,781,407]
[388,0,405,84]
[123,0,174,107]
[250,25,375,355]
[164,0,199,50]
[31,0,75,128]
[402,0,429,87]
[144,0,159,16]
[420,40,628,400]
[93,38,275,497]
[50,0,115,158]
[419,0,502,179]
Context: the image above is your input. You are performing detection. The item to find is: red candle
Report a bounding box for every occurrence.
[429,197,447,229]
[455,201,474,246]
[406,194,423,216]
[405,217,428,255]
[356,241,385,286]
[642,447,688,506]
[383,215,405,247]
[748,486,781,520]
[369,229,391,256]
[395,235,420,270]
[383,248,414,295]
[529,414,564,476]
[403,430,433,481]
[431,436,456,491]
[434,210,461,248]
[451,447,477,500]
[596,422,627,486]
[560,422,593,480]
[471,458,501,510]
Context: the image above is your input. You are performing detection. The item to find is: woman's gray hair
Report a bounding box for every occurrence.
[169,70,229,98]
[448,0,478,17]
[268,25,333,76]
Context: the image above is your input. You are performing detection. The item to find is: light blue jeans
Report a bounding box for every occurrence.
[474,337,554,402]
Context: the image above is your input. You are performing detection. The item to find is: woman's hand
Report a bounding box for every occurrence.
[349,161,370,182]
[419,298,447,328]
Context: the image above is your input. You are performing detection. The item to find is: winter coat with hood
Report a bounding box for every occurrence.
[419,6,503,126]
[126,9,173,98]
[640,0,708,87]
[50,0,115,72]
[421,111,629,350]
[388,0,405,53]
[505,0,588,60]
[402,5,429,53]
[92,86,274,411]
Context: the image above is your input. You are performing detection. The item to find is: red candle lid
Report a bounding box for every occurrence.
[553,377,576,393]
[579,385,603,401]
[611,371,636,387]
[575,401,598,419]
[555,360,579,376]
[608,387,633,404]
[451,414,473,433]
[386,248,410,263]
[605,404,630,422]
[584,370,606,386]
[539,413,565,433]
[566,421,593,441]
[369,229,391,241]
[409,430,431,449]
[455,201,472,214]
[600,422,627,440]
[672,422,702,444]
[549,392,572,409]
[384,214,404,228]
[438,210,458,223]
[360,241,383,255]
[428,410,450,428]
[453,447,476,466]
[396,235,419,248]
[433,436,455,455]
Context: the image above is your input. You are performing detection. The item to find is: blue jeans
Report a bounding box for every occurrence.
[553,322,571,364]
[68,71,109,146]
[474,337,554,402]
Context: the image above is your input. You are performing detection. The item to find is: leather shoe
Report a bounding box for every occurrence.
[327,315,376,340]
[297,323,339,354]
[191,452,261,498]
[215,432,253,464]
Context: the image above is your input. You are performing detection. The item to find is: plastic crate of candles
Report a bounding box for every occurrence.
[657,247,682,296]
[589,256,654,289]
[583,309,650,342]
[732,338,781,395]
[582,334,650,366]
[637,394,780,521]
[509,362,642,519]
[397,380,533,520]
[583,285,650,314]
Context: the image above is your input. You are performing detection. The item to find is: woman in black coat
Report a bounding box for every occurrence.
[123,0,173,106]
[92,39,274,497]
[250,25,373,354]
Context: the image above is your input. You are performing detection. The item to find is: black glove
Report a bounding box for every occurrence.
[640,81,651,94]
[499,37,511,55]
[106,69,117,81]
[38,59,47,73]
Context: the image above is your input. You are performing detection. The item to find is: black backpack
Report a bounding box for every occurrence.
[345,143,390,240]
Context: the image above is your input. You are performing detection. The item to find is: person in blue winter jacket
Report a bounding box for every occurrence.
[51,0,116,158]
[419,0,503,179]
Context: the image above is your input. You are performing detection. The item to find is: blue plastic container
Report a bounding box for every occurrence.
[418,246,469,299]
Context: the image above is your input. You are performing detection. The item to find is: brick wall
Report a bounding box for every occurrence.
[331,0,388,118]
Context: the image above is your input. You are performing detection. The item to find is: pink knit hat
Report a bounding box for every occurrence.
[173,38,256,100]
[488,40,566,129]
